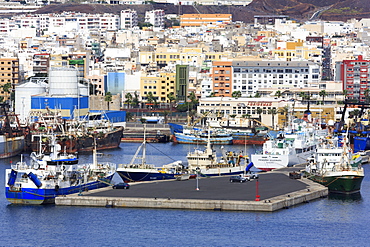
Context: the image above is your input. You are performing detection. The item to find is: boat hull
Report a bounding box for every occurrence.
[5,175,114,205]
[117,170,177,182]
[27,127,123,153]
[0,136,25,159]
[309,174,364,194]
[174,133,233,145]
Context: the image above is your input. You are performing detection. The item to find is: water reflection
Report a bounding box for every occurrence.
[328,192,362,202]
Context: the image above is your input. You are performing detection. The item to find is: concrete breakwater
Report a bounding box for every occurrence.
[56,166,328,212]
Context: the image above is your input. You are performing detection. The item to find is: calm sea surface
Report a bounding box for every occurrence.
[1,142,370,247]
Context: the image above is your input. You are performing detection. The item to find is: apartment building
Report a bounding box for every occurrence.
[232,61,321,96]
[33,53,50,76]
[211,61,232,97]
[120,9,138,29]
[158,71,176,102]
[0,58,20,102]
[180,14,232,28]
[145,10,165,30]
[335,55,370,102]
[141,73,160,103]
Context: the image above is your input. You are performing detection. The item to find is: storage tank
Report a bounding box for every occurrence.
[49,67,78,96]
[14,81,47,123]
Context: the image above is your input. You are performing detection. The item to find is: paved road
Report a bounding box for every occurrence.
[87,172,308,201]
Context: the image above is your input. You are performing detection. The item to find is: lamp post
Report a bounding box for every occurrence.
[196,167,200,191]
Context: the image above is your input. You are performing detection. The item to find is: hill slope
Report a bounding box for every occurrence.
[34,0,370,23]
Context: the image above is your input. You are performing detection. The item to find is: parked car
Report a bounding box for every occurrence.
[245,172,259,180]
[112,182,130,189]
[230,175,248,183]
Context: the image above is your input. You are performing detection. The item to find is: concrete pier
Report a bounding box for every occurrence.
[56,165,328,212]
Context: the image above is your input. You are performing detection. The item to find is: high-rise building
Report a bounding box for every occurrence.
[120,9,138,29]
[0,57,19,102]
[335,55,370,102]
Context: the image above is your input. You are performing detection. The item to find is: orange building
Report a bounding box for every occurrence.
[180,14,232,28]
[0,58,20,101]
[212,61,232,97]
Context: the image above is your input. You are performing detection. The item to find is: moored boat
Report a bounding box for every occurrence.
[173,127,233,145]
[186,128,249,177]
[25,109,123,153]
[251,119,319,171]
[306,135,364,194]
[116,125,185,182]
[0,104,25,159]
[5,138,116,204]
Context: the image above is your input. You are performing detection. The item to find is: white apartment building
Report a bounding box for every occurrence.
[145,9,165,30]
[232,61,321,96]
[0,13,120,34]
[120,9,138,29]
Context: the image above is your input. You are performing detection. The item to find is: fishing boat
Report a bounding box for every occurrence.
[25,109,123,153]
[116,125,185,182]
[305,135,364,194]
[186,128,249,177]
[251,119,319,171]
[173,127,233,145]
[0,104,25,159]
[5,137,116,204]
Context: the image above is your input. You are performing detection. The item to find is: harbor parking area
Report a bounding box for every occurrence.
[56,164,328,212]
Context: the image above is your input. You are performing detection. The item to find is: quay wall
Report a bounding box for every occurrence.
[56,182,328,212]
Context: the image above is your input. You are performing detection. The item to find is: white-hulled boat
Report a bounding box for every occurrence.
[251,119,320,171]
[5,136,116,204]
[186,128,248,176]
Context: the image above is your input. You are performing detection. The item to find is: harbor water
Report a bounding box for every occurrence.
[1,142,370,246]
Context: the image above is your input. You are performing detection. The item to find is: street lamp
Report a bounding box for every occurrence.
[196,167,200,191]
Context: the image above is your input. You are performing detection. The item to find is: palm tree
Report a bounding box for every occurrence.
[126,112,134,122]
[232,91,242,98]
[132,91,140,108]
[188,92,198,110]
[146,92,155,107]
[268,107,278,130]
[242,114,251,127]
[254,92,261,98]
[125,93,133,109]
[104,92,112,111]
[3,83,11,100]
[364,88,370,103]
[167,92,176,109]
[299,92,307,102]
[274,90,282,98]
[256,107,263,122]
[319,90,327,105]
[350,109,361,123]
[343,89,348,102]
[278,106,289,128]
[208,92,216,97]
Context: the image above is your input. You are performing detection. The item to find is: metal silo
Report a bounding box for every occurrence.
[49,67,79,96]
[14,81,47,123]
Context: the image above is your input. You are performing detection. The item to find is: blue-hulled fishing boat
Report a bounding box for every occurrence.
[5,136,116,204]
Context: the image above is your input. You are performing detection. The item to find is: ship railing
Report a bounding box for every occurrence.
[12,162,28,170]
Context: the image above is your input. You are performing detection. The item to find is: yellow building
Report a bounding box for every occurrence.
[141,71,177,104]
[158,71,176,102]
[180,14,232,28]
[0,58,19,101]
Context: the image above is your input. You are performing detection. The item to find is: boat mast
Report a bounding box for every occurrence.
[142,124,146,166]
